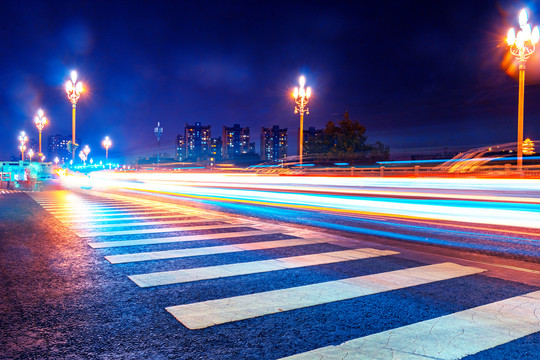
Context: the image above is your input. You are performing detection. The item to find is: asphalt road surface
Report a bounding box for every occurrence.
[1,188,539,359]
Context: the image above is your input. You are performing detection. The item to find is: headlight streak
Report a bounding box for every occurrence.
[62,171,540,231]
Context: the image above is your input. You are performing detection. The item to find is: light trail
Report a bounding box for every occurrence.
[63,171,540,229]
[58,171,540,258]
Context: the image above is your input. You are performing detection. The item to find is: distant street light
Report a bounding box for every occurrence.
[34,109,47,161]
[523,138,535,155]
[28,148,35,162]
[506,9,540,172]
[18,131,28,161]
[292,75,312,166]
[54,157,60,165]
[65,70,84,161]
[154,122,163,164]
[79,150,86,165]
[102,136,112,159]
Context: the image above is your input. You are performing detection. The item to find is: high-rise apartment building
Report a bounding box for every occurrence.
[222,124,253,159]
[210,137,222,162]
[260,125,288,161]
[184,122,211,160]
[47,134,80,162]
[175,134,186,161]
[300,127,324,155]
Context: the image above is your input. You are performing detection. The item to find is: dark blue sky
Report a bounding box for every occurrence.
[2,0,540,161]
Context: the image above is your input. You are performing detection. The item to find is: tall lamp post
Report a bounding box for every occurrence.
[18,131,28,161]
[34,109,47,161]
[65,70,84,161]
[102,136,112,160]
[292,76,312,166]
[506,9,540,172]
[154,122,163,165]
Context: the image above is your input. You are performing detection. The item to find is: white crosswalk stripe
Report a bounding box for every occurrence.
[75,217,224,230]
[130,248,398,287]
[62,214,198,224]
[165,263,485,329]
[89,230,280,248]
[54,210,194,221]
[280,290,540,360]
[105,237,330,264]
[77,222,252,237]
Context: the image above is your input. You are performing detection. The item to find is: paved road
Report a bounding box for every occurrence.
[1,189,539,359]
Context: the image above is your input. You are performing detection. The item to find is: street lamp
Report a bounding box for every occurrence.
[83,145,90,158]
[28,148,35,162]
[292,75,312,166]
[18,131,28,161]
[79,150,86,165]
[154,122,163,164]
[65,70,84,161]
[54,157,59,165]
[506,9,540,172]
[34,109,47,161]
[102,136,112,159]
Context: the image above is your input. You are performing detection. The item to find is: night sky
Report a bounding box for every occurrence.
[2,0,540,161]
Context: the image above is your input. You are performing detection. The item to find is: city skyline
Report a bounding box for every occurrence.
[3,1,540,161]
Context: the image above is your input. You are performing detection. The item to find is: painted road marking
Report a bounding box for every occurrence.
[54,210,190,220]
[75,217,224,230]
[166,262,485,329]
[130,248,398,287]
[79,223,254,238]
[45,205,148,213]
[49,206,152,214]
[62,214,208,224]
[40,201,131,208]
[106,237,332,264]
[88,230,281,248]
[280,290,540,360]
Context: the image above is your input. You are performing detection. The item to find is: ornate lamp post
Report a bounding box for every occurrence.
[65,70,84,161]
[102,136,112,160]
[506,9,540,172]
[28,149,35,162]
[292,76,312,166]
[18,131,28,161]
[154,122,163,164]
[34,109,47,161]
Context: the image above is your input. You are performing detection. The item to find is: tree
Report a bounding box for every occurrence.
[305,111,389,163]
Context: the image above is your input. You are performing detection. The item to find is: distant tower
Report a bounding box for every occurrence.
[154,122,163,164]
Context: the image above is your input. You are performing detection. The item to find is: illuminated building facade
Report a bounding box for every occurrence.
[222,124,253,159]
[300,127,324,155]
[260,125,287,161]
[175,134,186,161]
[184,122,211,160]
[47,134,79,162]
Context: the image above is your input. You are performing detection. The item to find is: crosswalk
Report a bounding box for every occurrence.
[29,191,540,359]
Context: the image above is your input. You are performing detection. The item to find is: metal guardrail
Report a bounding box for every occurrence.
[0,161,53,190]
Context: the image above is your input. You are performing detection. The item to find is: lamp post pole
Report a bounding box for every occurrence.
[65,71,84,161]
[506,9,540,173]
[292,76,312,166]
[34,109,47,161]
